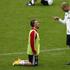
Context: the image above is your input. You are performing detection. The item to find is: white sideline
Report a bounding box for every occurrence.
[0,48,70,56]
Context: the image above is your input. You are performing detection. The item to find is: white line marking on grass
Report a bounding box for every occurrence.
[41,48,70,52]
[0,48,70,56]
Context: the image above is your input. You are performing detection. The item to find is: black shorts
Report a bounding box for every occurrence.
[41,0,49,5]
[28,55,38,66]
[67,35,70,46]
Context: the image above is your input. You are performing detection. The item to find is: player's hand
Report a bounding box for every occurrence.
[33,50,37,55]
[53,16,59,21]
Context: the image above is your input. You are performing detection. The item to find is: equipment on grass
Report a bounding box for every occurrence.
[41,0,53,5]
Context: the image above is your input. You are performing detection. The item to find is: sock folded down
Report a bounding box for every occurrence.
[19,60,25,65]
[19,60,31,65]
[31,0,35,4]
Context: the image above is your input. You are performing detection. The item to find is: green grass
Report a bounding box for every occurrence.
[0,0,70,70]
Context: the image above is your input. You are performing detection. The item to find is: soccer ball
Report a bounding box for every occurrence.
[48,0,53,5]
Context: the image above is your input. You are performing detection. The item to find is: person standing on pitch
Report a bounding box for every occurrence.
[53,2,70,48]
[53,2,70,65]
[13,19,40,66]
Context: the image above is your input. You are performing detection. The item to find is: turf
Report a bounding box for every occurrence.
[0,0,70,70]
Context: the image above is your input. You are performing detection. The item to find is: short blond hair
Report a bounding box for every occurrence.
[61,2,69,8]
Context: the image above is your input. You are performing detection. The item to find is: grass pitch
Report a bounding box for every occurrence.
[0,0,70,70]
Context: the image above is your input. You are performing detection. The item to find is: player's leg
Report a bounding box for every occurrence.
[12,58,32,66]
[66,35,70,65]
[12,55,34,66]
[27,0,36,6]
[12,55,38,66]
[41,0,49,5]
[41,0,53,5]
[67,35,70,48]
[30,55,38,66]
[35,55,38,66]
[19,55,38,66]
[19,60,32,65]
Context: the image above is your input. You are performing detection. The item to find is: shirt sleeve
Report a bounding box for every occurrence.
[59,13,68,24]
[30,30,36,54]
[59,18,66,24]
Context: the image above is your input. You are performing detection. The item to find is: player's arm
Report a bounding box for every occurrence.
[53,13,68,24]
[58,13,68,24]
[59,18,66,24]
[30,30,37,54]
